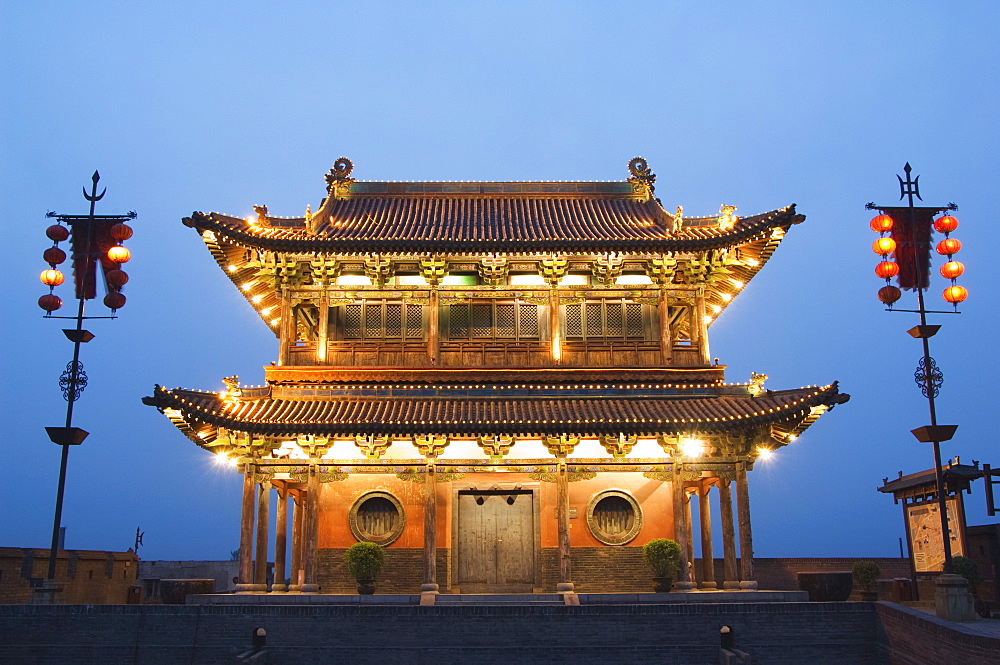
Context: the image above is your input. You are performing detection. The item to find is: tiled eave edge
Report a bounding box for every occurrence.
[183,206,802,254]
[142,382,848,442]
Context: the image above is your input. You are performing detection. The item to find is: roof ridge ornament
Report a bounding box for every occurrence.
[718,205,738,231]
[748,372,768,396]
[325,157,355,200]
[627,156,656,197]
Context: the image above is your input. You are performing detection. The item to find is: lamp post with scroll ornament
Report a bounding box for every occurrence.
[37,171,136,583]
[866,164,974,618]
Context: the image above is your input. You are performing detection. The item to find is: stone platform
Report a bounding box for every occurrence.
[187,589,808,606]
[3,600,999,664]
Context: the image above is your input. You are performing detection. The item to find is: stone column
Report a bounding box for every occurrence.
[659,289,673,366]
[698,484,717,590]
[672,466,693,590]
[422,462,439,594]
[236,465,256,593]
[288,493,304,592]
[272,489,288,593]
[301,467,320,593]
[427,290,440,365]
[718,479,740,589]
[556,462,573,591]
[254,480,270,592]
[735,462,757,590]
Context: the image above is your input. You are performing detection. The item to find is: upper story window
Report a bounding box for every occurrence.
[337,300,424,341]
[565,299,645,340]
[445,300,540,341]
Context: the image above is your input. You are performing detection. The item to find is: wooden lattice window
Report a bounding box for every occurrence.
[446,300,540,340]
[565,300,645,340]
[337,300,423,340]
[585,490,642,545]
[349,491,406,546]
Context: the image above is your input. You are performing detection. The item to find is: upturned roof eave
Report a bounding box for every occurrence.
[185,205,802,331]
[143,382,847,443]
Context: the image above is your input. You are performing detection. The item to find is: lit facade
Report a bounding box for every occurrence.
[145,157,848,593]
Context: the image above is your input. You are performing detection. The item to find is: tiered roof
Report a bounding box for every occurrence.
[183,159,804,330]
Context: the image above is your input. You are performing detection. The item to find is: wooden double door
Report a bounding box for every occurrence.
[455,489,538,593]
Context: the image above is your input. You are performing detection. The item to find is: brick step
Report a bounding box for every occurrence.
[435,593,566,605]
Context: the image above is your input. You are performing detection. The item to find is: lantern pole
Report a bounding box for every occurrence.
[867,163,961,577]
[39,172,136,585]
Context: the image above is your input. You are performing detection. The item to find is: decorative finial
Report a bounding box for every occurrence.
[627,156,656,196]
[672,205,684,234]
[222,375,242,401]
[748,372,768,396]
[253,204,269,226]
[718,205,738,231]
[325,157,356,198]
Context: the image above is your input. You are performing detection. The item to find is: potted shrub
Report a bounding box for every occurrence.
[852,560,880,601]
[345,542,385,595]
[642,538,681,592]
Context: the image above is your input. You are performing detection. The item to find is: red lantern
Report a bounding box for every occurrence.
[943,285,968,304]
[875,261,899,279]
[936,238,961,255]
[43,247,67,265]
[38,293,63,312]
[103,292,126,310]
[109,222,134,241]
[934,215,959,234]
[940,261,964,280]
[40,269,64,287]
[105,269,129,287]
[107,245,131,263]
[45,224,70,242]
[869,214,894,233]
[878,285,901,305]
[872,237,896,256]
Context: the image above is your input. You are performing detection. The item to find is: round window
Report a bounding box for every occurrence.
[349,491,405,546]
[585,490,642,545]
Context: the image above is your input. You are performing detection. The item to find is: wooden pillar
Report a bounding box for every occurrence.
[659,289,673,366]
[735,461,757,590]
[422,463,439,593]
[550,289,562,364]
[316,295,329,364]
[719,479,740,589]
[556,461,573,591]
[278,294,293,366]
[236,465,256,593]
[301,467,320,593]
[684,493,695,585]
[695,289,710,365]
[254,480,270,591]
[288,493,304,592]
[272,488,288,593]
[698,483,717,590]
[671,466,693,590]
[427,290,440,365]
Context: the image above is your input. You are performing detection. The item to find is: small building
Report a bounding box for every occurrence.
[137,560,241,600]
[145,157,848,593]
[879,461,1000,602]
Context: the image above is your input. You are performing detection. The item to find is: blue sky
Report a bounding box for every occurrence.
[2,1,997,561]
